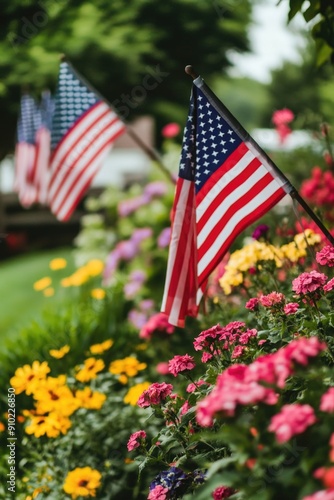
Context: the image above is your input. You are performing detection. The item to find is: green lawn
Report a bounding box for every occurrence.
[0,247,76,341]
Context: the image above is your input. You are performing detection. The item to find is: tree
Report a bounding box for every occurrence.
[0,0,252,158]
[281,0,334,65]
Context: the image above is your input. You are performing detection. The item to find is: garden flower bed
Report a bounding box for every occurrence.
[1,123,334,499]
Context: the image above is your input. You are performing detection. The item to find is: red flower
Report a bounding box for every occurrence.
[161,122,180,138]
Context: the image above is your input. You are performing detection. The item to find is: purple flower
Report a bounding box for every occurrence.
[103,249,121,284]
[117,240,138,260]
[252,224,269,240]
[144,181,168,198]
[124,270,147,298]
[132,228,153,244]
[158,227,171,248]
[118,196,147,217]
[128,310,148,329]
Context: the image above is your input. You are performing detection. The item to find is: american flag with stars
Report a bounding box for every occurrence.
[48,62,126,221]
[161,78,291,327]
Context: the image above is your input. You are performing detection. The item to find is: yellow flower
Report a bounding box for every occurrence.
[33,377,80,417]
[124,382,151,406]
[136,343,148,351]
[75,358,105,383]
[10,361,51,395]
[49,345,70,359]
[26,486,50,499]
[91,288,106,300]
[109,357,147,380]
[25,412,71,438]
[49,258,67,270]
[63,467,101,499]
[75,387,106,410]
[60,277,72,287]
[85,259,104,277]
[43,287,54,297]
[89,339,113,354]
[118,374,128,384]
[69,269,89,287]
[0,422,5,432]
[33,277,52,291]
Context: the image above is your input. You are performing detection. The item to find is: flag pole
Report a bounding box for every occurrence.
[59,55,175,185]
[185,65,334,246]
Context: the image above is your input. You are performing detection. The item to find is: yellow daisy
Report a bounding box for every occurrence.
[10,361,50,395]
[109,357,147,381]
[43,287,54,297]
[85,259,104,277]
[49,258,67,270]
[75,387,106,410]
[49,345,70,359]
[25,412,71,438]
[75,358,105,383]
[33,277,52,291]
[33,378,80,417]
[89,339,113,355]
[90,288,106,300]
[63,467,101,499]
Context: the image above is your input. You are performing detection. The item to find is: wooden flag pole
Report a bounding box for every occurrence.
[184,65,334,246]
[59,55,175,185]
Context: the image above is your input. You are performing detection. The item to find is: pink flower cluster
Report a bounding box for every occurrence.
[193,322,257,362]
[139,313,175,340]
[272,108,294,144]
[168,354,195,377]
[317,246,334,267]
[148,485,169,500]
[212,485,236,499]
[324,278,334,293]
[259,292,285,308]
[303,491,334,500]
[137,382,174,408]
[245,298,259,311]
[320,388,334,413]
[268,403,316,443]
[292,270,328,295]
[284,302,299,315]
[127,430,147,451]
[196,337,326,426]
[301,166,334,207]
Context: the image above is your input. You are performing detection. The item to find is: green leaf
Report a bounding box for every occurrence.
[288,0,306,22]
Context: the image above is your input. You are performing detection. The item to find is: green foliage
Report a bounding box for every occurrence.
[0,0,252,157]
[0,247,75,339]
[281,0,334,65]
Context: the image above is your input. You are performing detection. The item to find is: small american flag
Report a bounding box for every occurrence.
[48,62,126,221]
[161,77,292,327]
[33,91,54,205]
[14,94,41,207]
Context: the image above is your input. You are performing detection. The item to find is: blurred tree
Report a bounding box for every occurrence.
[0,0,252,158]
[281,0,334,65]
[262,41,334,130]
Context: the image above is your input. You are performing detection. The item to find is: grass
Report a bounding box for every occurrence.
[0,247,76,342]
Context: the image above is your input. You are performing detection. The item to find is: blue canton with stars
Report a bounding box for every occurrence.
[179,85,242,193]
[17,94,42,144]
[51,62,99,150]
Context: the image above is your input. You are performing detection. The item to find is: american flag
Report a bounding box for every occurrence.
[14,94,41,207]
[48,62,126,221]
[33,91,54,205]
[161,78,292,327]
